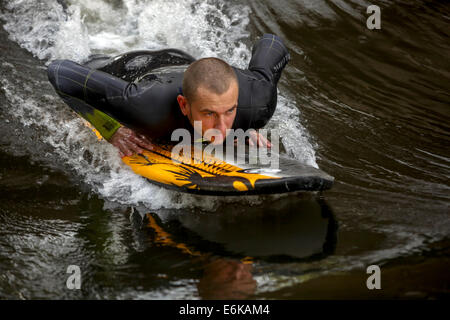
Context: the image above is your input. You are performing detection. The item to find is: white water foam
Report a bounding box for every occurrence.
[269,94,318,167]
[1,0,317,210]
[1,1,91,61]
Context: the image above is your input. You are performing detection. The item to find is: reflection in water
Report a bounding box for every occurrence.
[198,259,257,300]
[136,195,337,299]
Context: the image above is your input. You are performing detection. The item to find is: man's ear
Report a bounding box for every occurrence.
[177,95,189,116]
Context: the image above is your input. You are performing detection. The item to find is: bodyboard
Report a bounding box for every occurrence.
[86,123,334,195]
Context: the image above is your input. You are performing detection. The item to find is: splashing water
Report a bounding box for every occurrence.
[0,0,317,210]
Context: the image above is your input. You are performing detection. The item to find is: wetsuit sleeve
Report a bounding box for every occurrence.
[248,33,290,83]
[47,59,126,140]
[232,34,290,130]
[47,59,187,140]
[77,104,122,141]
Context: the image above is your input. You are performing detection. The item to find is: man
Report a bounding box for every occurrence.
[47,34,290,157]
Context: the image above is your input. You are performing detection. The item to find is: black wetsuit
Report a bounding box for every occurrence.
[47,34,290,142]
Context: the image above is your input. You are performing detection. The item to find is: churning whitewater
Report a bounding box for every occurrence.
[0,0,318,210]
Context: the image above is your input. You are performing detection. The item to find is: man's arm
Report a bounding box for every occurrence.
[47,59,135,123]
[233,34,290,129]
[48,59,180,139]
[248,33,290,84]
[47,59,153,155]
[232,34,290,147]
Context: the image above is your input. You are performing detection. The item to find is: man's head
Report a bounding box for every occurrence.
[177,57,238,144]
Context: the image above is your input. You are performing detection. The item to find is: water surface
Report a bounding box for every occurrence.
[0,0,449,299]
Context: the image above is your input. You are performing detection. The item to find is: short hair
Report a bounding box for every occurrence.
[182,57,237,102]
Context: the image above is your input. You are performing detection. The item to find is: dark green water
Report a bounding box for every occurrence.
[0,0,449,299]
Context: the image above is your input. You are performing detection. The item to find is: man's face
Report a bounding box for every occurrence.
[177,81,238,144]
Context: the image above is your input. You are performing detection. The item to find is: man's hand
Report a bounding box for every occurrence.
[234,130,272,148]
[108,126,154,158]
[249,130,272,148]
